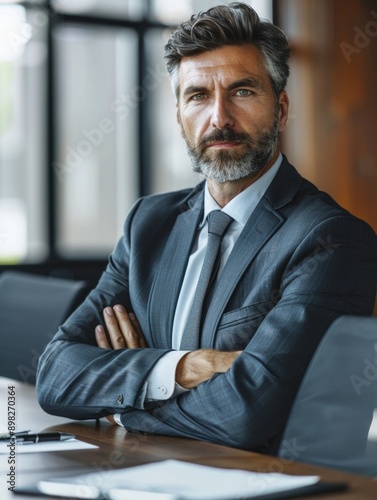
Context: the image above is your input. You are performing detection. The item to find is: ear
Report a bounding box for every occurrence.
[277,91,289,132]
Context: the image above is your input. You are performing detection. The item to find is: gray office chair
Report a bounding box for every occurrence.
[279,315,377,476]
[0,270,88,384]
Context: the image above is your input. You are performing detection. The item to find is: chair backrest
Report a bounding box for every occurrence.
[0,271,88,384]
[279,315,377,476]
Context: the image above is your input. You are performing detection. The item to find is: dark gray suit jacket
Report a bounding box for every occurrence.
[36,156,377,453]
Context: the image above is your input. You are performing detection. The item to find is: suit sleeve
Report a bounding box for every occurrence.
[36,198,173,420]
[119,216,377,451]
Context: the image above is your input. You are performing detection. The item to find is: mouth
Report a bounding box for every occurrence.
[206,141,242,149]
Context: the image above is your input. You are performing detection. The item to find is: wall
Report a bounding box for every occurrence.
[276,0,377,313]
[277,0,377,232]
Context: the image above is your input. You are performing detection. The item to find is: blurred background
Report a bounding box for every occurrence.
[0,0,376,288]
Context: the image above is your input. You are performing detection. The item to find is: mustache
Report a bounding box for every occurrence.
[199,129,254,148]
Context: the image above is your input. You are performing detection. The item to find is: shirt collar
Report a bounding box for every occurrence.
[202,153,283,227]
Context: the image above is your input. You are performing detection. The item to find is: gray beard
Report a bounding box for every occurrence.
[183,115,280,183]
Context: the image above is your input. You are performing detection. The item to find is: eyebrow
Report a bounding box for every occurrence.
[182,77,266,99]
[228,77,265,92]
[182,85,208,99]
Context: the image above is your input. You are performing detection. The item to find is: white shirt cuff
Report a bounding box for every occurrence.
[146,350,190,401]
[113,413,123,427]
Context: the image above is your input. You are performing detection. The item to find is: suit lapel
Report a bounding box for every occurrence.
[200,199,284,347]
[200,158,303,348]
[148,189,204,349]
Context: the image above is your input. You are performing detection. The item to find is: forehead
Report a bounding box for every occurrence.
[179,44,271,91]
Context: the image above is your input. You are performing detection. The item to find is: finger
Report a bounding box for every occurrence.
[106,415,116,424]
[113,305,142,348]
[103,307,127,349]
[95,325,111,349]
[129,312,148,348]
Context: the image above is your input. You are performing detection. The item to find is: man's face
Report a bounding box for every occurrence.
[176,44,289,183]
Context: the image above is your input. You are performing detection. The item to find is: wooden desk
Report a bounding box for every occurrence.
[1,378,376,499]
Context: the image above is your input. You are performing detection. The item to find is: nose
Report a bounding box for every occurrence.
[210,96,235,129]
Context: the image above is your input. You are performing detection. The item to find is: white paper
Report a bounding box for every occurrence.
[39,459,320,500]
[0,423,8,433]
[0,438,97,454]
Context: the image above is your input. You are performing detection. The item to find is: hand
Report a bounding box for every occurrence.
[176,349,241,389]
[95,304,148,350]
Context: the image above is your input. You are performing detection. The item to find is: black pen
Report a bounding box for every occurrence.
[15,432,75,444]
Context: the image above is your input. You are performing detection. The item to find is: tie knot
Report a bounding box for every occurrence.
[207,210,233,237]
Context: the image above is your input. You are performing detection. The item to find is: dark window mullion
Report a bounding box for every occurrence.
[47,1,57,259]
[138,25,152,197]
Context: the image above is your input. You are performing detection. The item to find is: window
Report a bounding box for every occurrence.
[0,0,273,267]
[54,25,138,257]
[0,4,48,263]
[150,0,273,23]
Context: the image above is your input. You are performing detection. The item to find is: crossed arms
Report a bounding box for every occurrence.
[36,192,377,451]
[95,304,240,391]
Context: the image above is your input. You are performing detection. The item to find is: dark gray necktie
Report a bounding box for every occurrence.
[180,210,234,350]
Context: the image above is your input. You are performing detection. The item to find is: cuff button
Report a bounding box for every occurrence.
[117,394,124,404]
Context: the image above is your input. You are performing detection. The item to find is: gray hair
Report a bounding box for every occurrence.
[164,2,290,100]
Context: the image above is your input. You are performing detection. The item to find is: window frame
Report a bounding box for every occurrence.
[0,0,276,283]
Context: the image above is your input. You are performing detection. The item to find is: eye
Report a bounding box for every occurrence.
[236,89,252,97]
[191,93,206,101]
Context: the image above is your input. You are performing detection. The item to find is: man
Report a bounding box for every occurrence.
[36,3,377,454]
